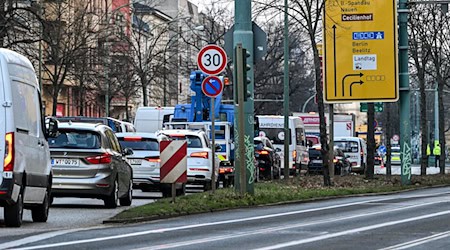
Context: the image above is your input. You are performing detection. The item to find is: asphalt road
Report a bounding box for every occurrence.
[0,189,159,238]
[1,186,450,250]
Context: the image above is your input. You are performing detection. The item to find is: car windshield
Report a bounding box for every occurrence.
[167,135,203,148]
[118,137,159,151]
[308,148,321,158]
[392,147,400,153]
[49,130,101,149]
[334,141,359,153]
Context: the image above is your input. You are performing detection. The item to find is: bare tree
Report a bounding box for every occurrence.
[408,4,433,174]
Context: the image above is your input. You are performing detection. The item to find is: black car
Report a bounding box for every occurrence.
[307,145,351,175]
[254,136,281,180]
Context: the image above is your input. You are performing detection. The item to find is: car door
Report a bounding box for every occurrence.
[105,129,130,195]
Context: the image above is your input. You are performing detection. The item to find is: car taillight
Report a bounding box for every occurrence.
[292,150,297,160]
[257,150,269,155]
[85,153,112,164]
[190,152,208,159]
[123,136,142,141]
[4,132,14,172]
[145,156,160,163]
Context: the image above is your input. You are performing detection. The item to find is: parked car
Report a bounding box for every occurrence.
[254,136,281,180]
[116,132,185,197]
[374,152,383,165]
[56,116,135,133]
[48,122,133,208]
[307,145,350,175]
[0,49,58,227]
[157,129,219,191]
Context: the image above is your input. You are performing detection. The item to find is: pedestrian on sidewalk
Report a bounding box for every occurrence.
[433,143,441,168]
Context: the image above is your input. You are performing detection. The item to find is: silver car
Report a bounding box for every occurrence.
[48,122,133,208]
[116,132,185,197]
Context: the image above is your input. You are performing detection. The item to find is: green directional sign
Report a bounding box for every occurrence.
[360,102,383,112]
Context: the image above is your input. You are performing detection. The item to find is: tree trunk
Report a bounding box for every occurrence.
[438,78,445,174]
[419,76,428,173]
[366,103,375,179]
[125,97,129,121]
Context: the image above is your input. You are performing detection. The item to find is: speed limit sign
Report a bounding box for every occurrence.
[197,45,227,75]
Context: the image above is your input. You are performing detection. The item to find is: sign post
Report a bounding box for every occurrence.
[323,0,398,103]
[200,76,224,192]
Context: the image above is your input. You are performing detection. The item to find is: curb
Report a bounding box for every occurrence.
[103,184,450,224]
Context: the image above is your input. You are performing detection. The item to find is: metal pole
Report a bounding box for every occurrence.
[302,94,316,113]
[234,0,254,194]
[236,44,246,196]
[211,97,216,192]
[434,87,439,141]
[283,0,290,180]
[399,0,411,185]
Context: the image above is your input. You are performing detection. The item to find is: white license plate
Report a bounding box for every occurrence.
[128,159,142,165]
[312,160,322,164]
[51,158,79,166]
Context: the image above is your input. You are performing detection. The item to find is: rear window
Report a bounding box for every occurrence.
[308,148,321,158]
[118,137,159,151]
[167,135,203,148]
[259,128,291,145]
[334,141,359,153]
[391,147,400,153]
[49,130,101,149]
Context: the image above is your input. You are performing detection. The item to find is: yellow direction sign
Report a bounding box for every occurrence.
[323,0,398,103]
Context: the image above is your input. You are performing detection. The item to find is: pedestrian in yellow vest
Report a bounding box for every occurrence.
[433,143,441,168]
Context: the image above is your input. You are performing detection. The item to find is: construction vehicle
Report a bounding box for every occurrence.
[163,70,236,187]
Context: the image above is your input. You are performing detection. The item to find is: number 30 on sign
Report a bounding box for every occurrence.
[197,44,227,75]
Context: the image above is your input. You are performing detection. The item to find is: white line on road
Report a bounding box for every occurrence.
[379,230,450,250]
[8,190,450,250]
[134,200,449,250]
[253,210,450,250]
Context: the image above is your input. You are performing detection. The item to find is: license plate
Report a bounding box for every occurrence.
[128,159,142,165]
[51,158,79,166]
[312,160,322,164]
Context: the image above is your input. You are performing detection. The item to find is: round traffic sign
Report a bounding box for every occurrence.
[201,76,223,98]
[197,45,227,75]
[392,134,399,141]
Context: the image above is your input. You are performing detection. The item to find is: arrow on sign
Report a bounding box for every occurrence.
[350,80,364,96]
[342,72,363,96]
[333,25,337,97]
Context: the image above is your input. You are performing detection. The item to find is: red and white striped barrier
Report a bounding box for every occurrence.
[160,141,187,184]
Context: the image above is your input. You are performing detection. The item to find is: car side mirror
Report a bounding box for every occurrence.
[123,148,133,156]
[45,117,58,138]
[215,144,222,152]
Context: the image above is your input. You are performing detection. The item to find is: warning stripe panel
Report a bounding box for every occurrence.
[160,141,187,183]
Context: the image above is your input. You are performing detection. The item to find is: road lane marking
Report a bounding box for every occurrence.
[134,199,450,250]
[379,230,450,250]
[252,210,450,250]
[9,191,450,250]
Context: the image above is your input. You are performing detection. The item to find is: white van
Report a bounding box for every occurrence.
[257,115,308,176]
[0,49,57,227]
[134,106,174,133]
[334,137,367,173]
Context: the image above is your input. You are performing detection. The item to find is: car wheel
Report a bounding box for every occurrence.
[104,179,119,208]
[204,180,212,191]
[119,180,133,206]
[4,192,23,227]
[161,186,171,198]
[31,190,50,222]
[176,183,186,196]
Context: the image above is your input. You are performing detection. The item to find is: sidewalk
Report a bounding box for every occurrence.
[375,163,450,175]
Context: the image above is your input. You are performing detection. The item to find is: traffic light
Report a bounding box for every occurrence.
[242,48,252,101]
[234,44,252,104]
